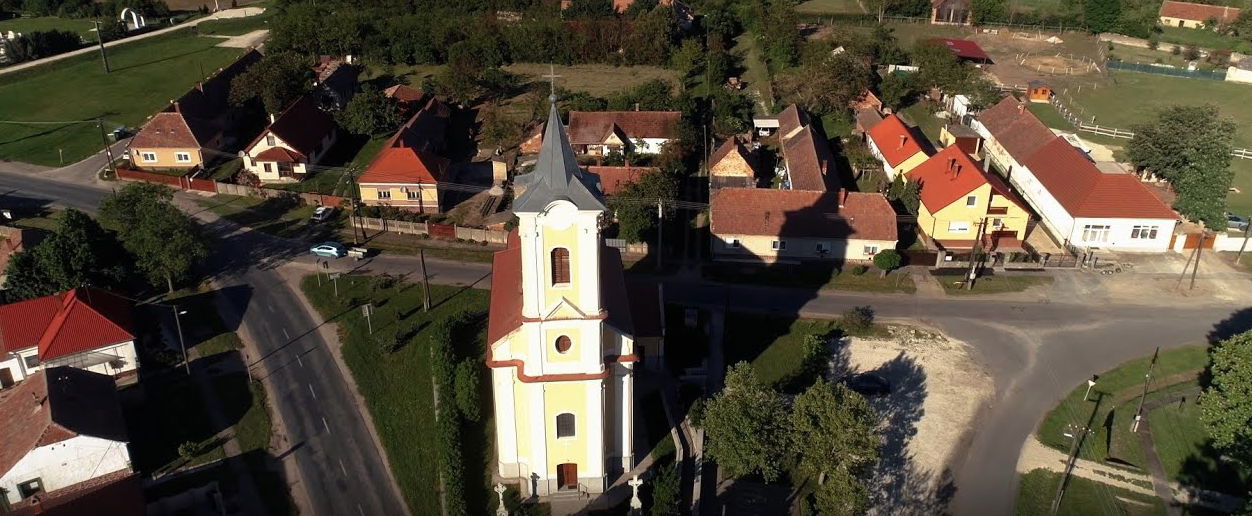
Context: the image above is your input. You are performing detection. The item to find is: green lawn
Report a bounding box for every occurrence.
[1065,72,1252,148]
[1158,26,1252,54]
[1146,395,1250,494]
[1224,160,1252,217]
[0,29,244,165]
[504,63,679,97]
[1026,103,1075,131]
[723,313,888,390]
[731,33,771,114]
[1035,346,1209,464]
[899,102,943,147]
[349,230,497,263]
[1014,468,1164,516]
[704,263,916,294]
[300,275,493,515]
[796,0,864,14]
[0,16,97,38]
[193,193,342,240]
[940,274,1054,295]
[210,373,272,454]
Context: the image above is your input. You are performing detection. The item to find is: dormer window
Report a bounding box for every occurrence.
[551,248,570,285]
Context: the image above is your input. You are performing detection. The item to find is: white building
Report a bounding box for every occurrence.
[976,98,1178,252]
[565,111,681,156]
[241,95,339,183]
[0,288,138,388]
[1,367,133,508]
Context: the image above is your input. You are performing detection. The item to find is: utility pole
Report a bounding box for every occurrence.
[1131,347,1160,433]
[1050,424,1087,515]
[97,119,116,174]
[92,21,110,73]
[342,167,363,245]
[419,249,432,312]
[1235,219,1251,262]
[1176,243,1198,291]
[966,218,987,290]
[1189,231,1206,290]
[656,199,664,270]
[172,305,189,375]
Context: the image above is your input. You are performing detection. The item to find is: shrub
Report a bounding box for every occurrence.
[873,249,903,273]
[1147,34,1159,50]
[1183,44,1201,61]
[649,463,682,516]
[453,359,481,423]
[842,306,874,334]
[850,265,869,275]
[1172,45,1181,56]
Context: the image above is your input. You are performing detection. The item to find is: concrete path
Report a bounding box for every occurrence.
[0,7,265,77]
[1016,438,1157,496]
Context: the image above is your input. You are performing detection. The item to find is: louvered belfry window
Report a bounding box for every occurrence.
[551,248,570,285]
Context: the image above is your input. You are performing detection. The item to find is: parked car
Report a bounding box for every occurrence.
[845,373,891,397]
[311,206,336,223]
[1227,213,1249,231]
[310,242,347,258]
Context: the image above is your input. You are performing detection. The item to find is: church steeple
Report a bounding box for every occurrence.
[513,96,605,213]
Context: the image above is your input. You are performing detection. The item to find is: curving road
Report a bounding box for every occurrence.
[2,165,1248,515]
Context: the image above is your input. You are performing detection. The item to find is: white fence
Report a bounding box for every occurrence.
[1049,96,1252,156]
[604,238,652,255]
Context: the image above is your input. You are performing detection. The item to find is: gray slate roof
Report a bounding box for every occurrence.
[514,99,606,213]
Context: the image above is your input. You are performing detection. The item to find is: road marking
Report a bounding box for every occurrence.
[322,417,331,434]
[297,356,303,368]
[266,304,276,314]
[308,384,317,400]
[283,328,290,339]
[357,504,365,516]
[340,458,348,476]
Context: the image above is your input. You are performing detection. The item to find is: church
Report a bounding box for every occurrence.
[486,94,639,497]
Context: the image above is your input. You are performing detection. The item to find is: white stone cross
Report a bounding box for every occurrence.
[542,64,562,101]
[494,483,508,516]
[628,476,644,510]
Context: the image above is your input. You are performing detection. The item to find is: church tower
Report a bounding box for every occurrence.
[486,95,636,497]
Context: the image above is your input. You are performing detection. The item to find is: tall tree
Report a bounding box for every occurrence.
[229,51,312,115]
[1127,105,1236,229]
[702,362,790,482]
[790,381,881,481]
[609,168,679,243]
[1084,0,1121,34]
[776,51,871,114]
[878,71,917,111]
[1200,331,1252,467]
[911,41,973,93]
[337,84,401,137]
[971,0,1007,23]
[100,183,207,292]
[3,209,128,301]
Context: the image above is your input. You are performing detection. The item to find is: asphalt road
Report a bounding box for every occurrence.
[5,168,1250,514]
[0,170,408,515]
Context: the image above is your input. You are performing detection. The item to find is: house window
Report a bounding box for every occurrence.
[728,239,740,249]
[1082,224,1111,243]
[555,335,572,354]
[23,355,39,368]
[1131,225,1159,240]
[377,189,391,200]
[266,135,276,146]
[771,240,787,251]
[406,189,419,200]
[551,248,570,285]
[175,152,191,163]
[140,152,157,162]
[948,221,971,233]
[556,413,575,438]
[263,163,272,173]
[863,245,879,256]
[992,218,1004,228]
[966,195,977,207]
[17,478,43,499]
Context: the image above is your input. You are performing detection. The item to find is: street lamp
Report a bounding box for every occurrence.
[173,307,189,375]
[1083,375,1097,401]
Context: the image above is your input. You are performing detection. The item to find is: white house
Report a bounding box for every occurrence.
[0,288,138,388]
[709,188,899,263]
[242,95,339,183]
[565,111,681,156]
[1,367,133,508]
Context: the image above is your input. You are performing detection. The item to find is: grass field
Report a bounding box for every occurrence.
[0,16,97,38]
[723,313,888,389]
[1158,26,1252,54]
[1146,395,1250,493]
[1064,72,1252,148]
[1035,346,1208,464]
[899,102,943,145]
[940,274,1054,295]
[1014,468,1163,516]
[0,29,244,165]
[348,230,497,262]
[796,0,865,14]
[504,63,679,97]
[732,33,771,114]
[194,10,273,36]
[300,275,493,515]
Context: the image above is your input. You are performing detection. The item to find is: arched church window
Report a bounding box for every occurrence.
[555,335,572,354]
[551,248,570,285]
[556,413,575,438]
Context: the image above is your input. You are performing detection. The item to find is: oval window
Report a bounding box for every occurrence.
[555,335,572,354]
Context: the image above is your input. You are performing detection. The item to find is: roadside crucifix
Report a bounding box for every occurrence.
[628,476,644,510]
[494,483,508,516]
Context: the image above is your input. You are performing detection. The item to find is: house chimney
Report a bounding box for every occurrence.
[172,101,180,113]
[838,188,848,208]
[1018,103,1025,115]
[898,135,907,149]
[269,113,276,124]
[948,158,957,171]
[634,103,640,112]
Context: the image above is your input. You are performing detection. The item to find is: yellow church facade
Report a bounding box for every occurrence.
[486,97,636,497]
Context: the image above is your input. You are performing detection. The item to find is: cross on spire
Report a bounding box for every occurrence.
[542,64,562,103]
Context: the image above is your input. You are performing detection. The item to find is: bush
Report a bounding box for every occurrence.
[842,306,874,334]
[1183,44,1201,61]
[428,311,477,516]
[649,463,682,516]
[873,249,903,273]
[850,265,869,275]
[1147,34,1159,50]
[453,359,481,423]
[1172,45,1181,56]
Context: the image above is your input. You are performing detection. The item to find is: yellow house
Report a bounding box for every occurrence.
[487,99,637,497]
[357,102,451,212]
[866,114,930,181]
[911,145,1031,250]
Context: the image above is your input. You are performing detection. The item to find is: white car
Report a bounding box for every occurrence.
[311,206,336,223]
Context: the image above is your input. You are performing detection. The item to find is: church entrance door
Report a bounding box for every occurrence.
[557,463,578,490]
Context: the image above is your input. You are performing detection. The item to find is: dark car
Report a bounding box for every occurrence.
[845,373,891,397]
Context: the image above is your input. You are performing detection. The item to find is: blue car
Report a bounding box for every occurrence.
[310,242,347,258]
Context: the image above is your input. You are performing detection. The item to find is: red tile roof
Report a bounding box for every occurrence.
[929,38,990,61]
[383,84,425,104]
[359,100,452,185]
[0,288,134,359]
[567,111,682,145]
[777,104,810,139]
[0,367,128,480]
[130,112,202,149]
[1021,138,1178,219]
[8,470,144,516]
[910,145,1025,212]
[254,146,303,163]
[130,50,261,150]
[977,97,1056,160]
[1159,0,1240,23]
[781,126,836,191]
[867,114,928,168]
[487,231,523,345]
[710,188,898,241]
[587,166,655,196]
[246,95,337,158]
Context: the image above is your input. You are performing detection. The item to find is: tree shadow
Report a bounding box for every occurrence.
[1205,306,1252,343]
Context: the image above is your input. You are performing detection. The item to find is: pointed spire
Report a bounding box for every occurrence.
[513,94,605,213]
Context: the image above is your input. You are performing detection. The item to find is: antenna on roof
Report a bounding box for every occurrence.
[542,64,562,104]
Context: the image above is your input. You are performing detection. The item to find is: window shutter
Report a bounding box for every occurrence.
[551,248,570,284]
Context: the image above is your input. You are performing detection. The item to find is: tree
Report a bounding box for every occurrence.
[671,38,704,82]
[878,72,916,111]
[564,0,614,18]
[812,467,872,516]
[1199,331,1252,467]
[1127,105,1235,229]
[1084,0,1121,33]
[971,0,1007,23]
[776,51,870,114]
[790,381,880,500]
[911,41,973,94]
[887,174,920,215]
[868,24,908,65]
[100,183,207,292]
[1,29,81,63]
[609,168,679,243]
[3,209,128,301]
[649,463,682,516]
[873,249,903,275]
[337,85,401,137]
[702,362,790,481]
[453,359,481,423]
[229,51,311,115]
